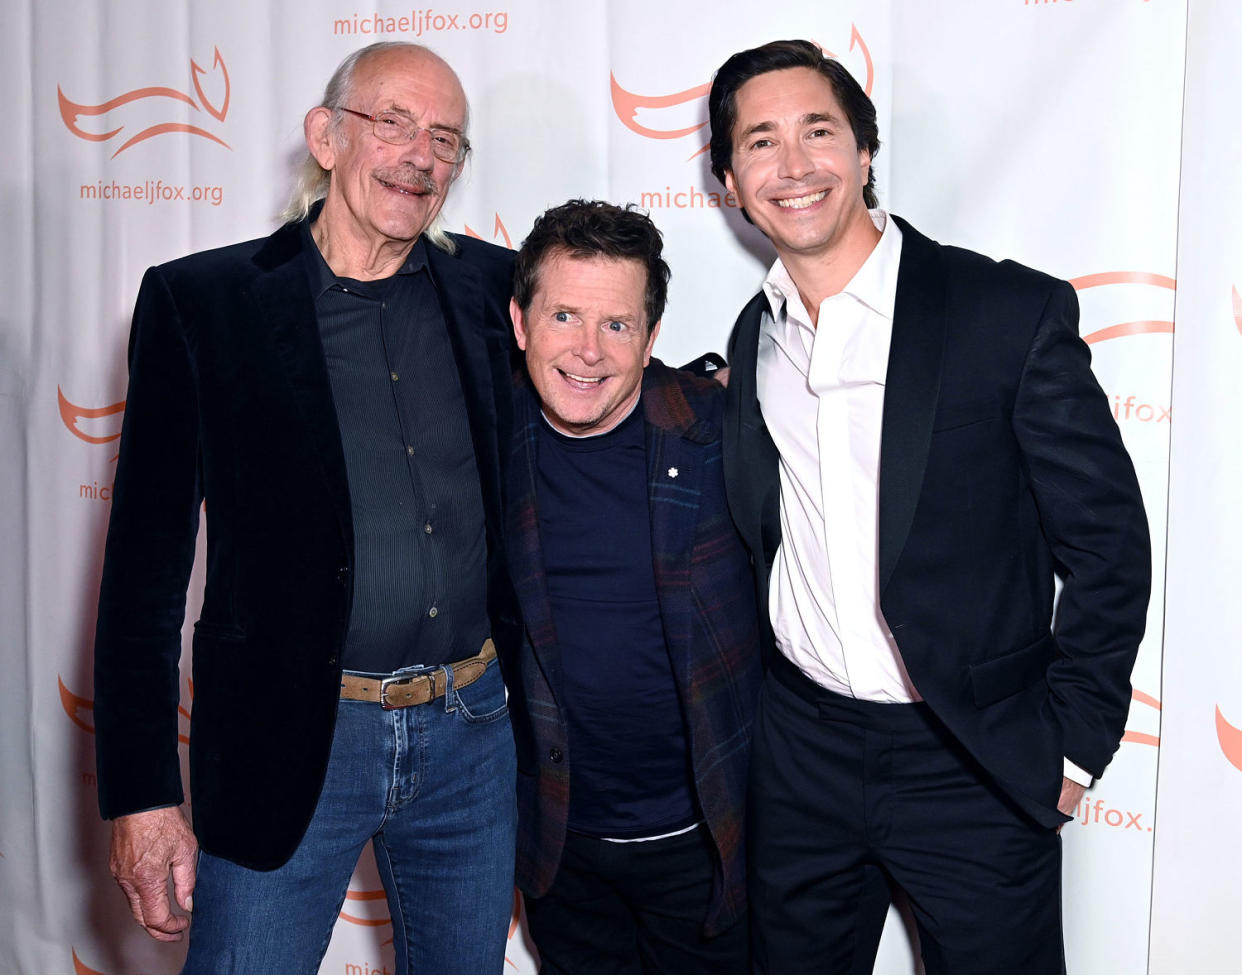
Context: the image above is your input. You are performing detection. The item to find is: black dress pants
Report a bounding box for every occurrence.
[749,655,1065,975]
[524,824,748,975]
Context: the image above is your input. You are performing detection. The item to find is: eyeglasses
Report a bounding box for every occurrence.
[337,107,470,163]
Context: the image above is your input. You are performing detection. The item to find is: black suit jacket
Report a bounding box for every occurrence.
[723,216,1151,827]
[93,217,521,868]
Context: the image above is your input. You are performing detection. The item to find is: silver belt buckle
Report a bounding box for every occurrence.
[379,673,428,710]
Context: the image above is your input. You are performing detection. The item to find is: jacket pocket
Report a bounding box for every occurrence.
[968,634,1058,707]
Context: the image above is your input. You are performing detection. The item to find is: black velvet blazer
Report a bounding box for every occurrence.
[723,216,1152,828]
[93,218,521,869]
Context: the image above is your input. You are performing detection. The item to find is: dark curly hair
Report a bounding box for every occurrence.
[513,199,671,331]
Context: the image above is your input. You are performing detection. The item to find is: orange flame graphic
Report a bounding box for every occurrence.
[60,675,192,745]
[58,386,125,445]
[465,214,513,249]
[1216,705,1242,772]
[1120,688,1161,747]
[72,948,153,975]
[610,26,873,162]
[1070,271,1176,345]
[58,48,231,157]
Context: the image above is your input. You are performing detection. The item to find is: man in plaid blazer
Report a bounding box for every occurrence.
[504,200,761,974]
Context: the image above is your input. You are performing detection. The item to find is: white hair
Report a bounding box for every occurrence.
[280,42,466,254]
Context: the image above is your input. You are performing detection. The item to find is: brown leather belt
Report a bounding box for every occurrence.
[339,639,496,710]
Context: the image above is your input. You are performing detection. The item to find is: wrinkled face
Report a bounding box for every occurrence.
[512,252,660,437]
[724,67,872,265]
[309,48,467,248]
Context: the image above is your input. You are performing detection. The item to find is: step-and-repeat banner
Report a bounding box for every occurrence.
[0,1,1232,972]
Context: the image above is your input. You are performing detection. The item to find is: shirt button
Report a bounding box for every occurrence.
[406,445,415,456]
[391,371,399,382]
[428,606,438,618]
[424,523,433,534]
[548,747,563,764]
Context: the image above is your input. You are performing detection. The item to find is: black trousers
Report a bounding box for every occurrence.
[749,655,1065,975]
[524,824,748,975]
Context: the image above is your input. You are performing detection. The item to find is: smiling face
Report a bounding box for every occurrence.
[723,66,876,273]
[512,251,660,437]
[306,47,466,272]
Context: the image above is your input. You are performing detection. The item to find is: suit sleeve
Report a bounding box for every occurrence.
[93,266,201,819]
[1011,280,1151,778]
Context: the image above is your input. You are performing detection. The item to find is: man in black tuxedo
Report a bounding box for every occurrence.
[93,42,521,973]
[707,40,1150,974]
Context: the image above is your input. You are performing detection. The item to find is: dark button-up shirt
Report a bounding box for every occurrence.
[303,222,489,672]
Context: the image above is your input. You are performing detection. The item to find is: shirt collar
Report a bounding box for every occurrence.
[761,209,902,328]
[300,204,430,298]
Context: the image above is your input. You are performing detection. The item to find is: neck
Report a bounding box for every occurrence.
[779,208,882,327]
[311,204,417,281]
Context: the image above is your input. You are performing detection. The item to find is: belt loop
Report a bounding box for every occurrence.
[442,658,457,714]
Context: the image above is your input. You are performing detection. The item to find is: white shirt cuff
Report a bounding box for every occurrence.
[1063,758,1094,787]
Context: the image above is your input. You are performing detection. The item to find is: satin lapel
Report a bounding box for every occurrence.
[724,292,780,560]
[505,381,563,701]
[426,243,503,529]
[252,228,353,550]
[878,218,948,595]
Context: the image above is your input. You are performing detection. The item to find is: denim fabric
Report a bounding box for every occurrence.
[182,660,517,975]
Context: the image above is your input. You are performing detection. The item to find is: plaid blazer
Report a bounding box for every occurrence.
[506,358,761,935]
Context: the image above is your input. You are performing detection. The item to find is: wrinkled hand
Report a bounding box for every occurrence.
[1055,777,1087,833]
[109,806,198,941]
[712,366,731,388]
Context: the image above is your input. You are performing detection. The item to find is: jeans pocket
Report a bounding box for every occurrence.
[451,668,509,724]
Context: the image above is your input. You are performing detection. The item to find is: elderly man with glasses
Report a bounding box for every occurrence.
[93,41,521,974]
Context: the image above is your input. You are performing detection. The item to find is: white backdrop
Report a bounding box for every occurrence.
[0,1,1232,972]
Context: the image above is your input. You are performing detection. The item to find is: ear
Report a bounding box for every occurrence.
[723,169,737,197]
[642,319,661,367]
[510,297,528,351]
[305,106,337,171]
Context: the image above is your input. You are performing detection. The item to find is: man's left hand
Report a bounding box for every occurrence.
[1055,777,1087,832]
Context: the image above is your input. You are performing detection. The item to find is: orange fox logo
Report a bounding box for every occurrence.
[610,27,874,161]
[1070,271,1176,344]
[59,675,192,746]
[58,386,124,446]
[58,47,231,157]
[465,214,513,249]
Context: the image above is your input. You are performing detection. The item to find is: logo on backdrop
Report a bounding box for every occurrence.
[1217,706,1242,771]
[58,47,231,157]
[58,386,124,447]
[59,675,192,746]
[612,26,874,214]
[338,887,525,969]
[1070,270,1175,428]
[59,385,125,501]
[1121,688,1160,748]
[610,25,874,162]
[1232,284,1241,335]
[464,213,513,249]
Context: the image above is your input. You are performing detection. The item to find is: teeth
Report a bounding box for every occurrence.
[776,191,827,210]
[564,373,602,384]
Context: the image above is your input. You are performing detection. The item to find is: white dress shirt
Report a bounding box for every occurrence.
[758,210,918,703]
[755,209,1090,785]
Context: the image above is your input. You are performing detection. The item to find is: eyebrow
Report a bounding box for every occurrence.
[736,111,843,143]
[376,104,465,136]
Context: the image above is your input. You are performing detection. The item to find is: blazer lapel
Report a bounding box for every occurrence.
[505,379,564,701]
[724,293,780,562]
[251,224,354,550]
[878,217,948,595]
[425,243,504,531]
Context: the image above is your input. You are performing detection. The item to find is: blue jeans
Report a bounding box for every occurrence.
[182,659,517,975]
